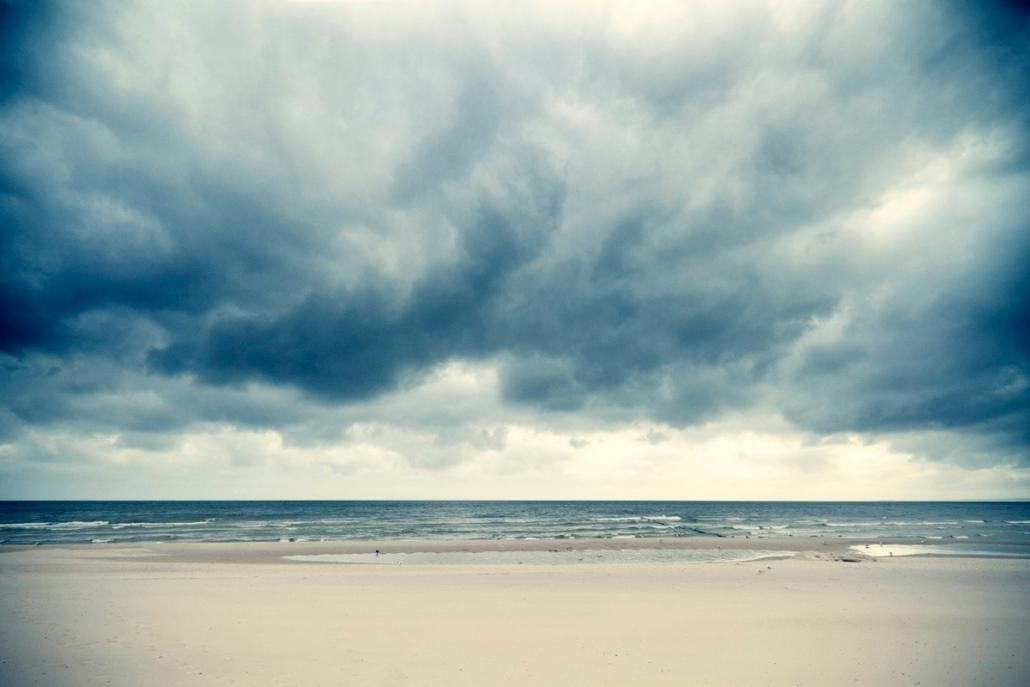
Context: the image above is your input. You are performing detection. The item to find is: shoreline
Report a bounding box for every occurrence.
[4,535,1029,565]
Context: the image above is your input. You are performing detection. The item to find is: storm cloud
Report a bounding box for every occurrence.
[1,0,1028,494]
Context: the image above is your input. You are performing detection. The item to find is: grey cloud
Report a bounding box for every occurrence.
[782,219,1030,461]
[500,355,585,412]
[1,0,1027,467]
[642,430,668,445]
[469,427,508,452]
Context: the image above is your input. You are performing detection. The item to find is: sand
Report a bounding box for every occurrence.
[1,539,1028,686]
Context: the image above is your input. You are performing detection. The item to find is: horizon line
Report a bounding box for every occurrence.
[2,498,1027,503]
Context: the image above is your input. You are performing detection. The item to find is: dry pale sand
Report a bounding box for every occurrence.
[1,540,1028,686]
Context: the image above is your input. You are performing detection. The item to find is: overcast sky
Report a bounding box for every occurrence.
[1,0,1028,499]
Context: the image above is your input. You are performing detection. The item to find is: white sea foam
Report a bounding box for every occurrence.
[592,515,682,523]
[825,522,882,527]
[2,522,54,529]
[3,519,216,532]
[113,520,213,529]
[881,521,959,526]
[823,520,959,529]
[49,520,109,530]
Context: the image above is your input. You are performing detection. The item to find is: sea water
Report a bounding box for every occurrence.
[2,500,1029,546]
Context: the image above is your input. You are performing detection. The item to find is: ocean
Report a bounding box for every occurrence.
[2,500,1029,546]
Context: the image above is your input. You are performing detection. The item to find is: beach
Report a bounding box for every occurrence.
[2,539,1028,686]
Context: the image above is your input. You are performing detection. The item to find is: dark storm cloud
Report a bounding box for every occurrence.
[781,220,1030,457]
[1,0,1028,464]
[150,195,562,400]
